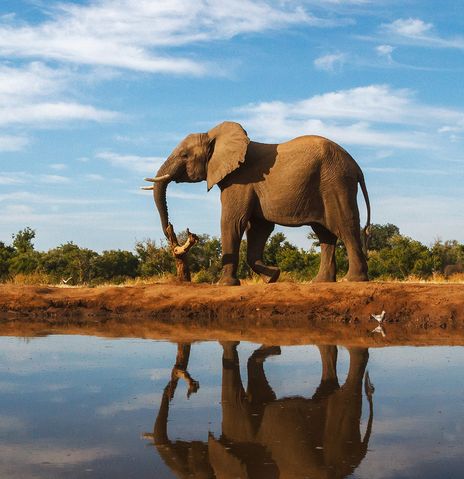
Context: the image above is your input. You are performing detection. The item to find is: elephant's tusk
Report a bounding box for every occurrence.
[140,186,155,190]
[144,174,171,182]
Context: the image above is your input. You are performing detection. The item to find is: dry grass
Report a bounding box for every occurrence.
[6,272,52,285]
[3,271,464,287]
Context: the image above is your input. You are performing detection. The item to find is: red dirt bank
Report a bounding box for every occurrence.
[0,282,463,346]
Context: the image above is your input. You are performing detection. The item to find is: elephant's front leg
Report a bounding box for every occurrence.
[218,194,250,286]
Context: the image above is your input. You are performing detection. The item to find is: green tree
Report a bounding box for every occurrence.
[135,239,175,277]
[368,234,433,279]
[41,243,97,284]
[93,250,139,283]
[12,227,36,253]
[368,223,400,251]
[429,239,464,273]
[9,227,42,275]
[0,241,14,281]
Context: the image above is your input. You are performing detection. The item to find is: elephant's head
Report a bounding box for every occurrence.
[143,121,250,237]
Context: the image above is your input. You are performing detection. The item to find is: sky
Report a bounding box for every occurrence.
[0,0,463,252]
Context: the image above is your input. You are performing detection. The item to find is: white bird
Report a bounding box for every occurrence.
[370,310,386,324]
[371,324,386,337]
[61,276,72,284]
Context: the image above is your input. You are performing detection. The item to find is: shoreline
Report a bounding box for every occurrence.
[1,282,463,346]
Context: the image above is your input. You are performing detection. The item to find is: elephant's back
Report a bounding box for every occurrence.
[274,135,361,184]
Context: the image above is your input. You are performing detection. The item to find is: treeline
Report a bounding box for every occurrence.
[0,224,463,285]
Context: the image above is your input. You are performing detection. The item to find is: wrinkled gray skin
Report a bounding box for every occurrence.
[152,121,371,285]
[149,342,374,479]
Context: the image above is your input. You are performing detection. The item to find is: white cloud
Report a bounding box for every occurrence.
[49,163,67,171]
[0,1,333,75]
[0,135,29,151]
[0,191,116,205]
[385,18,433,37]
[0,173,25,185]
[39,174,70,184]
[376,44,395,62]
[0,101,118,126]
[84,173,104,181]
[236,84,464,148]
[380,18,464,50]
[96,151,164,173]
[314,52,346,71]
[0,62,118,132]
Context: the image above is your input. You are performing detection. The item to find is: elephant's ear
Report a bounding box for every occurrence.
[206,121,250,191]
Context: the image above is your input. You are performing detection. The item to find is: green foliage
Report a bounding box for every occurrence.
[0,241,14,280]
[135,239,175,277]
[92,250,139,283]
[2,224,464,284]
[368,234,433,279]
[368,223,400,251]
[8,250,43,275]
[429,239,464,272]
[12,227,36,254]
[41,243,97,284]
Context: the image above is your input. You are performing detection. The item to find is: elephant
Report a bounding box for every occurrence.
[146,342,374,479]
[444,262,463,278]
[143,121,371,285]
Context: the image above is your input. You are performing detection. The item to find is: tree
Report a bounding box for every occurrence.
[0,241,14,281]
[430,239,464,272]
[93,250,139,283]
[135,239,175,277]
[9,227,42,275]
[41,243,97,284]
[12,227,36,254]
[368,223,400,251]
[368,234,433,279]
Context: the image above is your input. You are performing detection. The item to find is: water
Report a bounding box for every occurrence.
[0,336,463,478]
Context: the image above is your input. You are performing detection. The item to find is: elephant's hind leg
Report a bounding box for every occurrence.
[310,223,337,282]
[339,223,368,282]
[246,218,280,283]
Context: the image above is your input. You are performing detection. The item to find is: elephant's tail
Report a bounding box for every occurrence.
[358,172,371,259]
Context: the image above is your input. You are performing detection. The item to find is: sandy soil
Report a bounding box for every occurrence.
[1,282,463,346]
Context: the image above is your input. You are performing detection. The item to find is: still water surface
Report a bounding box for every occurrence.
[0,336,463,478]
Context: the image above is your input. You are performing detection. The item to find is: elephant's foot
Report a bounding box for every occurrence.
[341,271,369,282]
[217,275,241,286]
[250,261,280,283]
[312,272,336,283]
[260,266,280,284]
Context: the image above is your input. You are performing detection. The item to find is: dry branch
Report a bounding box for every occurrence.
[165,223,198,282]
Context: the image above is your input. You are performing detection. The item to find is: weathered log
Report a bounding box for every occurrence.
[165,223,198,282]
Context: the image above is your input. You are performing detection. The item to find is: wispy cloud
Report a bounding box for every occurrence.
[385,18,433,37]
[96,151,164,173]
[314,52,347,71]
[381,17,464,49]
[0,191,116,206]
[0,1,340,75]
[235,84,464,148]
[376,44,395,62]
[0,62,118,142]
[0,134,29,151]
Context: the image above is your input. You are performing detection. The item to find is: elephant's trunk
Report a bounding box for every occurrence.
[153,157,183,238]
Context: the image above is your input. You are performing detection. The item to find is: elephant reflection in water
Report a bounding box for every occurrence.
[146,342,374,479]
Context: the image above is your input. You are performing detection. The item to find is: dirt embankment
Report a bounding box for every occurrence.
[0,282,463,346]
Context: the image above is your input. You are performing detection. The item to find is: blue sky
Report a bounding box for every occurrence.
[0,0,463,251]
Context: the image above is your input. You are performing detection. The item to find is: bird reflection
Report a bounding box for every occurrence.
[145,342,374,479]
